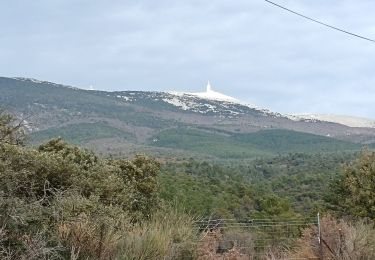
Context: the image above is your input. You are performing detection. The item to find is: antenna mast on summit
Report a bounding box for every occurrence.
[206,81,212,92]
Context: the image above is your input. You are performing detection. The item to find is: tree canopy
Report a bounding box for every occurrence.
[326,149,375,219]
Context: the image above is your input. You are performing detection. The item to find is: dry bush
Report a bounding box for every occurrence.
[196,228,292,260]
[340,220,375,259]
[221,229,255,256]
[58,217,123,259]
[0,226,61,260]
[197,229,254,260]
[20,232,62,260]
[116,208,198,260]
[51,189,131,259]
[0,226,15,260]
[289,215,375,260]
[263,246,290,260]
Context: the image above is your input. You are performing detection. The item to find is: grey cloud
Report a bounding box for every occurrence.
[0,0,374,118]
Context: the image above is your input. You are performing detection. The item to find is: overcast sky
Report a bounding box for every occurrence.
[1,0,375,118]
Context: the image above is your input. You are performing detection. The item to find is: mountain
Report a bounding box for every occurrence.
[183,80,239,102]
[1,77,374,158]
[295,114,375,128]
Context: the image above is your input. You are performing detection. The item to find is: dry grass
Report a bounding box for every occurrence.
[289,215,375,260]
[197,229,249,260]
[0,226,61,260]
[0,226,15,260]
[116,208,198,260]
[58,217,123,259]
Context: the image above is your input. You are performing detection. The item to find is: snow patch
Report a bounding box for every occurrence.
[190,81,239,102]
[162,97,191,110]
[12,77,79,90]
[296,114,375,128]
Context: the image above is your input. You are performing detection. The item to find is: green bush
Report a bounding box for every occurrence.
[0,115,162,259]
[326,149,375,219]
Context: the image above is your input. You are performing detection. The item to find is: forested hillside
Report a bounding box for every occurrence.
[159,152,355,218]
[1,77,374,160]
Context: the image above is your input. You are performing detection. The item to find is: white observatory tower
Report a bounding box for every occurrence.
[206,80,212,92]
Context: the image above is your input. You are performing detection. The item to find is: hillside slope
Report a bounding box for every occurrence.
[0,77,373,158]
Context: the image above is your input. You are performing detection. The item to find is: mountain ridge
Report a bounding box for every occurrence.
[1,76,374,158]
[7,77,374,128]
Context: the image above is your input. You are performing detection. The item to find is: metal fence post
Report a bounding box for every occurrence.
[318,213,323,260]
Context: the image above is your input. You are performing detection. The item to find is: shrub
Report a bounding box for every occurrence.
[326,149,375,219]
[0,128,162,259]
[0,112,25,145]
[116,207,198,260]
[289,215,375,259]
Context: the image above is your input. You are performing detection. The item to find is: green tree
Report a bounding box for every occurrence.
[112,155,160,220]
[326,150,375,219]
[0,111,25,145]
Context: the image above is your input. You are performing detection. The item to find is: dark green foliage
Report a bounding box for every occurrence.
[159,152,355,219]
[36,138,160,219]
[253,195,295,218]
[159,160,301,220]
[0,77,130,115]
[151,127,360,158]
[151,128,269,158]
[246,152,355,213]
[326,150,375,219]
[32,122,134,144]
[232,129,359,153]
[110,156,160,219]
[0,121,161,259]
[0,77,177,131]
[116,112,174,129]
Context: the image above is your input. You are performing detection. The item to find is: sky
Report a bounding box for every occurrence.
[1,0,375,118]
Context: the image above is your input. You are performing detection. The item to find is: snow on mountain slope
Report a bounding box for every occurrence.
[109,84,278,119]
[165,82,375,128]
[164,81,273,117]
[296,114,375,128]
[9,77,373,129]
[163,91,264,117]
[190,81,238,102]
[11,77,79,90]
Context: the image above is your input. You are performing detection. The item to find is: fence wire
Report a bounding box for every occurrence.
[194,217,319,260]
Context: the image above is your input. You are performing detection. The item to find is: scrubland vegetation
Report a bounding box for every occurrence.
[1,112,375,259]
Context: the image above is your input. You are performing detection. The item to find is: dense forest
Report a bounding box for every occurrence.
[159,152,355,218]
[1,112,375,259]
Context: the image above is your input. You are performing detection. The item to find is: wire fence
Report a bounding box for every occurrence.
[194,216,320,260]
